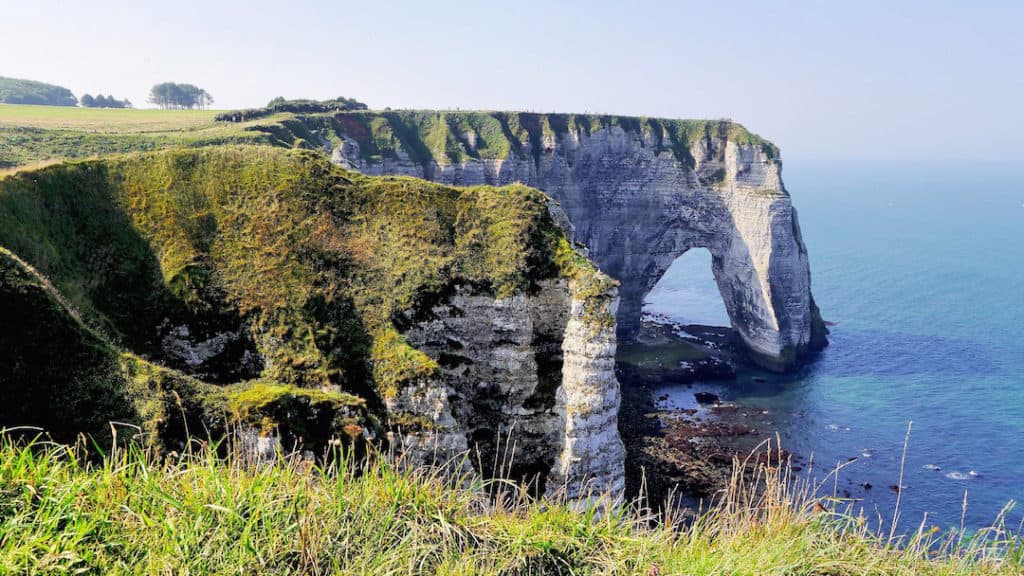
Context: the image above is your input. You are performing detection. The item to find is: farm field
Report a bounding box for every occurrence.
[0,104,296,170]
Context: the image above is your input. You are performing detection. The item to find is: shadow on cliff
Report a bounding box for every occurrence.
[0,162,381,446]
[0,162,263,379]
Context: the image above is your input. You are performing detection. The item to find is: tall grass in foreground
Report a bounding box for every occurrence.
[0,431,1020,575]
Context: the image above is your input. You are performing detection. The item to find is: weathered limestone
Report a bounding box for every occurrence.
[323,112,826,498]
[391,279,625,498]
[329,117,826,371]
[546,291,625,499]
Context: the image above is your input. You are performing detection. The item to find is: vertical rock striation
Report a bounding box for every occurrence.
[326,113,826,371]
[394,279,625,499]
[547,287,625,499]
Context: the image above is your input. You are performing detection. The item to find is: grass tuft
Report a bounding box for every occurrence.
[0,434,1018,574]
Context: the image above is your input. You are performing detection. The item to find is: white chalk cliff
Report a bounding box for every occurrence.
[389,279,625,499]
[308,111,827,501]
[328,112,827,371]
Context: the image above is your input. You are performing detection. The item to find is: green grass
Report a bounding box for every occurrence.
[0,104,308,169]
[0,435,1018,575]
[0,146,612,447]
[0,104,220,132]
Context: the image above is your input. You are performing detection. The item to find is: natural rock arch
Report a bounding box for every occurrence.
[643,248,730,327]
[329,113,827,371]
[544,131,826,371]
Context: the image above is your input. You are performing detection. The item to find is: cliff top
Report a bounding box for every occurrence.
[0,102,778,171]
[323,109,778,167]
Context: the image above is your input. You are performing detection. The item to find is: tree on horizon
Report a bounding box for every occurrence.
[80,93,131,108]
[148,83,213,110]
[0,76,77,106]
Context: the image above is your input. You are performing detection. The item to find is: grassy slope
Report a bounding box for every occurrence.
[0,146,608,447]
[0,246,223,446]
[0,437,1019,575]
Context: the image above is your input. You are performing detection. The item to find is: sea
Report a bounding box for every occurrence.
[644,161,1024,534]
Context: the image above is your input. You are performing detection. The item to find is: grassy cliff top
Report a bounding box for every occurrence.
[0,104,296,170]
[0,145,610,443]
[324,109,778,166]
[0,103,779,171]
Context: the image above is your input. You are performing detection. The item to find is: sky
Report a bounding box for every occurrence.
[3,0,1022,164]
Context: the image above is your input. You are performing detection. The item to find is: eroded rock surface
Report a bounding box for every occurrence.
[391,279,625,499]
[329,114,826,371]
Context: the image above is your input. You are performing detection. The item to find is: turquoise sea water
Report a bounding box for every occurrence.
[645,162,1024,533]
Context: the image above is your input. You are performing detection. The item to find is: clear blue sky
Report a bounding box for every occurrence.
[3,0,1022,163]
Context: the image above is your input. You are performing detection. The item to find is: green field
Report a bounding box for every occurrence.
[0,104,303,170]
[0,104,220,132]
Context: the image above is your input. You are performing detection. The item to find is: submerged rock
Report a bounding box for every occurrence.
[694,392,721,405]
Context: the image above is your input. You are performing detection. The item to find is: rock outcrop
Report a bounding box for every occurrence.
[392,278,624,498]
[325,112,826,371]
[0,147,626,499]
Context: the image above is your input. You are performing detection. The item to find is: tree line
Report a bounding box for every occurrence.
[79,94,132,108]
[1,77,215,110]
[0,77,77,106]
[148,82,213,110]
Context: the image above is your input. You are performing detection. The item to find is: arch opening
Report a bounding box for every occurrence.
[643,248,730,328]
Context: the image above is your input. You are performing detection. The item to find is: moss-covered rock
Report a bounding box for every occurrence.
[0,146,610,449]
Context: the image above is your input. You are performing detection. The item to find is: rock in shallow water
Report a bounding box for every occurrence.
[694,392,721,405]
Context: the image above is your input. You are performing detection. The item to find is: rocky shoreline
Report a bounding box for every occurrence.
[617,314,802,509]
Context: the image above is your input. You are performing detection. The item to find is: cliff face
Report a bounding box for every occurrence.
[326,113,826,371]
[0,147,625,498]
[392,278,624,497]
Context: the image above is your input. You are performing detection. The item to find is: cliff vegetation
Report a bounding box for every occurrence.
[1,102,778,172]
[0,436,1019,575]
[0,145,609,449]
